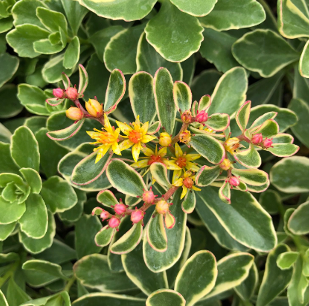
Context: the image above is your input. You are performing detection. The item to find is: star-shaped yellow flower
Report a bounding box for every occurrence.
[87,114,121,163]
[116,116,156,162]
[171,143,200,184]
[173,171,201,199]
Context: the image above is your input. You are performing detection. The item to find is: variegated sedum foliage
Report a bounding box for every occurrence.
[1,1,309,306]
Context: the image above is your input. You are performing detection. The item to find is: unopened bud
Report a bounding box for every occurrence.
[100,210,110,221]
[159,132,172,147]
[114,203,126,215]
[156,199,170,215]
[229,176,240,187]
[179,130,191,144]
[131,209,144,224]
[53,88,65,99]
[108,216,120,228]
[85,99,103,118]
[220,159,231,171]
[181,110,192,123]
[143,188,156,204]
[183,176,194,189]
[66,87,79,100]
[251,133,263,145]
[195,110,208,123]
[263,138,273,149]
[225,137,240,153]
[66,107,84,121]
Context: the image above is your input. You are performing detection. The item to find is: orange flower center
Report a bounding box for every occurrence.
[183,177,194,189]
[148,155,163,165]
[176,156,187,168]
[129,130,142,144]
[99,132,118,145]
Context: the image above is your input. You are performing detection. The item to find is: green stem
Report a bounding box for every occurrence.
[64,276,76,292]
[0,261,18,288]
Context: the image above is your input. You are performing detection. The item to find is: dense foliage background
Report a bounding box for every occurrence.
[1,0,309,305]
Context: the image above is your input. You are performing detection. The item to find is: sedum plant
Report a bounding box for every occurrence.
[1,0,309,306]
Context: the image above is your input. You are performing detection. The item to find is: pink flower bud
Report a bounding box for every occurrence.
[53,88,65,99]
[251,133,263,145]
[263,138,273,149]
[100,210,110,221]
[66,87,79,100]
[114,203,126,215]
[131,209,144,224]
[108,216,120,228]
[142,188,156,204]
[229,176,240,187]
[195,110,208,123]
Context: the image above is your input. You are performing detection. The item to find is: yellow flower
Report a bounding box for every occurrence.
[173,171,201,199]
[116,116,156,162]
[131,145,181,170]
[225,137,240,154]
[171,143,200,183]
[87,114,121,163]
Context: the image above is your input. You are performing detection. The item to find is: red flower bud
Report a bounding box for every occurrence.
[108,216,120,228]
[251,133,263,145]
[53,88,65,99]
[131,209,144,224]
[229,176,240,187]
[100,210,110,221]
[66,87,79,100]
[183,176,194,189]
[114,203,126,215]
[195,110,208,123]
[263,138,273,148]
[142,188,156,204]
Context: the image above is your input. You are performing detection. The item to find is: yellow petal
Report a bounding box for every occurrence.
[192,186,201,191]
[181,186,188,199]
[132,142,142,162]
[173,178,184,187]
[141,146,154,157]
[174,143,183,158]
[95,145,110,163]
[119,139,133,151]
[172,169,183,183]
[116,121,132,135]
[186,162,200,172]
[142,134,156,143]
[104,114,112,131]
[164,160,182,171]
[186,154,201,161]
[141,121,149,134]
[112,142,122,155]
[131,159,149,168]
[158,147,167,157]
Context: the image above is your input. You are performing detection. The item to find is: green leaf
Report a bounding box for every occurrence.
[268,143,299,157]
[40,176,77,213]
[136,32,183,81]
[218,180,231,204]
[111,222,143,254]
[0,85,23,119]
[74,294,145,306]
[0,290,8,306]
[260,190,281,215]
[19,211,55,254]
[0,142,20,175]
[199,0,265,31]
[61,0,88,35]
[146,290,185,306]
[208,67,247,116]
[150,163,170,190]
[154,67,176,135]
[107,159,147,197]
[200,29,238,73]
[121,242,168,295]
[0,53,19,88]
[278,0,309,39]
[75,215,102,259]
[182,190,196,214]
[173,81,192,112]
[277,251,299,270]
[129,71,156,123]
[47,119,85,141]
[74,254,136,292]
[19,168,42,194]
[205,113,230,131]
[63,36,80,69]
[289,98,309,147]
[95,225,115,247]
[147,213,167,253]
[196,165,220,187]
[145,0,204,62]
[33,38,64,55]
[231,168,268,186]
[234,144,261,168]
[256,244,293,306]
[170,0,217,17]
[71,150,112,186]
[232,29,299,77]
[6,277,30,306]
[36,7,67,34]
[0,222,16,241]
[197,187,277,252]
[19,193,48,239]
[104,24,144,74]
[104,68,126,113]
[175,251,217,306]
[300,40,309,77]
[144,188,187,272]
[6,25,49,58]
[78,0,156,21]
[288,200,309,235]
[270,156,309,193]
[190,134,225,164]
[251,119,279,137]
[17,84,49,116]
[11,126,40,171]
[97,190,118,208]
[205,253,254,299]
[236,101,251,132]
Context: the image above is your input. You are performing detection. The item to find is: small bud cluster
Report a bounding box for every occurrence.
[251,133,273,149]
